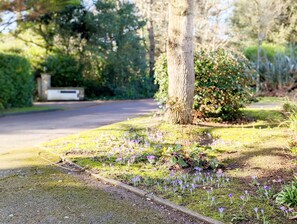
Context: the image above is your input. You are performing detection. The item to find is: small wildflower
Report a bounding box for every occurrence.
[254,207,260,220]
[263,185,270,190]
[146,155,156,163]
[218,207,224,218]
[240,195,245,201]
[279,206,286,211]
[194,167,203,172]
[115,157,122,162]
[228,193,233,204]
[131,176,141,186]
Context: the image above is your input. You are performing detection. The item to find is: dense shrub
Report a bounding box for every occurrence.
[194,49,253,120]
[154,49,254,120]
[42,54,84,87]
[0,53,33,109]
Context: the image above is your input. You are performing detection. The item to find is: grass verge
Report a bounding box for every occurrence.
[0,106,62,115]
[43,100,297,223]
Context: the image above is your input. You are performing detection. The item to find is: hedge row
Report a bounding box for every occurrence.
[0,53,33,109]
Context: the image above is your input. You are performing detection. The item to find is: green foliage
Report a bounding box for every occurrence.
[194,49,254,120]
[22,1,154,99]
[154,54,168,105]
[243,44,297,92]
[283,102,297,131]
[243,44,285,61]
[154,49,254,120]
[276,177,297,207]
[160,144,218,169]
[259,46,297,90]
[42,54,84,87]
[0,53,33,109]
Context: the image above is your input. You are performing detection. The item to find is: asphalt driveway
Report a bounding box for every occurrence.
[0,99,158,152]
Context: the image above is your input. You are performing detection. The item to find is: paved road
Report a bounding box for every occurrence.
[0,99,157,153]
[0,100,199,224]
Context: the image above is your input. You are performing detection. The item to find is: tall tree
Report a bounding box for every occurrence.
[166,0,195,124]
[231,0,288,92]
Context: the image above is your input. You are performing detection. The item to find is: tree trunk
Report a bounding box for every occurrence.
[147,0,155,78]
[166,0,195,124]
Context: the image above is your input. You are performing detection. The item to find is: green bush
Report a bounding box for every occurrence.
[243,43,285,61]
[154,49,253,120]
[194,49,253,120]
[42,54,84,87]
[0,53,33,109]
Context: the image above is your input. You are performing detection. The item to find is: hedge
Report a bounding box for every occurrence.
[0,53,33,109]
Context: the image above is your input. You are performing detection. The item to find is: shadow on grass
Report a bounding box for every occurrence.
[0,164,184,224]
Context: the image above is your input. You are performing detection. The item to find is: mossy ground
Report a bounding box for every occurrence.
[43,97,297,223]
[1,148,185,224]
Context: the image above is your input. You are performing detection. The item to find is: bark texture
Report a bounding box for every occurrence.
[166,0,195,124]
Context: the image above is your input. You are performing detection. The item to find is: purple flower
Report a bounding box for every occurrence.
[228,193,233,198]
[178,180,183,186]
[254,207,258,213]
[263,185,270,190]
[194,167,203,172]
[115,157,122,162]
[240,195,245,201]
[218,207,224,218]
[191,183,196,189]
[146,155,156,163]
[218,207,224,213]
[147,155,155,159]
[131,176,140,183]
[279,206,286,211]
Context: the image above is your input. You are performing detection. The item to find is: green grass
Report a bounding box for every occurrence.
[257,96,287,103]
[0,106,62,115]
[43,102,297,223]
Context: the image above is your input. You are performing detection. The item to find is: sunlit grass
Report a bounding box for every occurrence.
[42,103,297,223]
